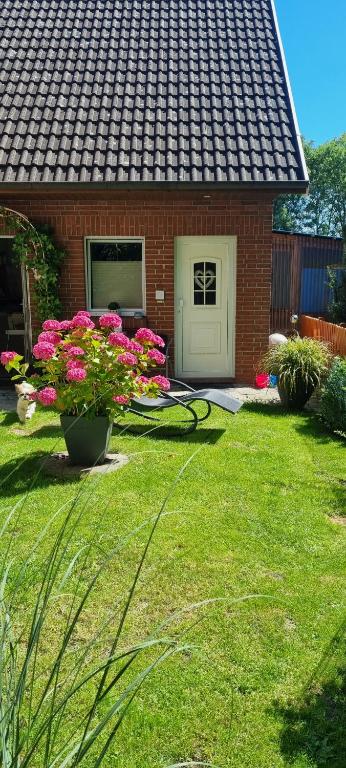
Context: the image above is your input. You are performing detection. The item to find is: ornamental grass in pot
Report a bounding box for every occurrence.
[261,336,331,410]
[1,310,169,465]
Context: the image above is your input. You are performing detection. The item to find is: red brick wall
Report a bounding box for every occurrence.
[0,189,274,383]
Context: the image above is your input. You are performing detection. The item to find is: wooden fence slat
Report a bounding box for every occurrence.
[300,315,346,356]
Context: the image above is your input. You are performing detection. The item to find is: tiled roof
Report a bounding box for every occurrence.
[0,0,308,186]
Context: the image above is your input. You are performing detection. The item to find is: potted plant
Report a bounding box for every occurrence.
[1,311,169,465]
[261,336,331,409]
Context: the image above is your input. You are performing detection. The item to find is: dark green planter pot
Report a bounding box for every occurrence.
[60,415,112,466]
[278,380,315,410]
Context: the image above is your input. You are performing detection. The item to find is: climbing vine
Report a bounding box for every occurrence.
[0,206,65,322]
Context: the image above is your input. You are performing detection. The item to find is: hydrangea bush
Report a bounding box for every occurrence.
[1,311,170,417]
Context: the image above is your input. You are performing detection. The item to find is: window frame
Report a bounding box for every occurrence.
[84,236,146,314]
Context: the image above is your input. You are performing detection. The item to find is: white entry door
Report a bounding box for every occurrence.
[175,236,236,378]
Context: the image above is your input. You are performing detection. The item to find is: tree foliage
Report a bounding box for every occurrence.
[273,133,346,238]
[328,271,346,322]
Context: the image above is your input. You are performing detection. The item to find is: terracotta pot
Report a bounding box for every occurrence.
[278,380,315,410]
[60,415,112,466]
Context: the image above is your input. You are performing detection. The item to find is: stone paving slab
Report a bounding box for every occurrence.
[42,452,129,479]
[227,385,280,404]
[227,385,319,410]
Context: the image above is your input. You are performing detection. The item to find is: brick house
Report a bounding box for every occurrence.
[0,0,308,384]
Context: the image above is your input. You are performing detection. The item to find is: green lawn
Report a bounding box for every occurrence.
[0,401,345,767]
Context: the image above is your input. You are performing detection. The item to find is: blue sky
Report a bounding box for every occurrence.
[275,0,346,145]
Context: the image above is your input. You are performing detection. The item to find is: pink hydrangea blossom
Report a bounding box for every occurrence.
[75,310,91,317]
[65,345,85,357]
[134,328,157,344]
[112,394,130,405]
[59,320,72,330]
[117,352,138,366]
[151,375,170,391]
[147,348,166,365]
[108,332,133,350]
[99,313,122,329]
[129,340,144,354]
[38,331,61,345]
[42,319,61,331]
[0,351,18,365]
[137,375,150,393]
[153,333,165,348]
[33,342,56,360]
[70,315,95,330]
[66,359,85,370]
[37,386,57,406]
[66,367,87,382]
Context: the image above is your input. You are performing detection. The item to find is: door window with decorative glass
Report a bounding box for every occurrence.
[86,239,144,311]
[193,261,217,306]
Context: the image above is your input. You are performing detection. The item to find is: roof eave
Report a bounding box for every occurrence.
[0,180,309,193]
[270,0,309,184]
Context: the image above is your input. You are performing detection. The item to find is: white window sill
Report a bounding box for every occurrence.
[88,310,146,317]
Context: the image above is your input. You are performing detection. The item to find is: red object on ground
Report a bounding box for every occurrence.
[255,373,270,389]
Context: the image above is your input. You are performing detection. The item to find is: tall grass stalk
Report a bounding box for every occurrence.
[0,454,203,767]
[0,402,258,767]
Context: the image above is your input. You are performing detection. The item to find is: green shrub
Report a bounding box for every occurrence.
[320,357,346,434]
[261,337,331,397]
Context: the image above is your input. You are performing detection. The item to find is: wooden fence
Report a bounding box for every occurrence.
[271,232,343,334]
[300,314,346,356]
